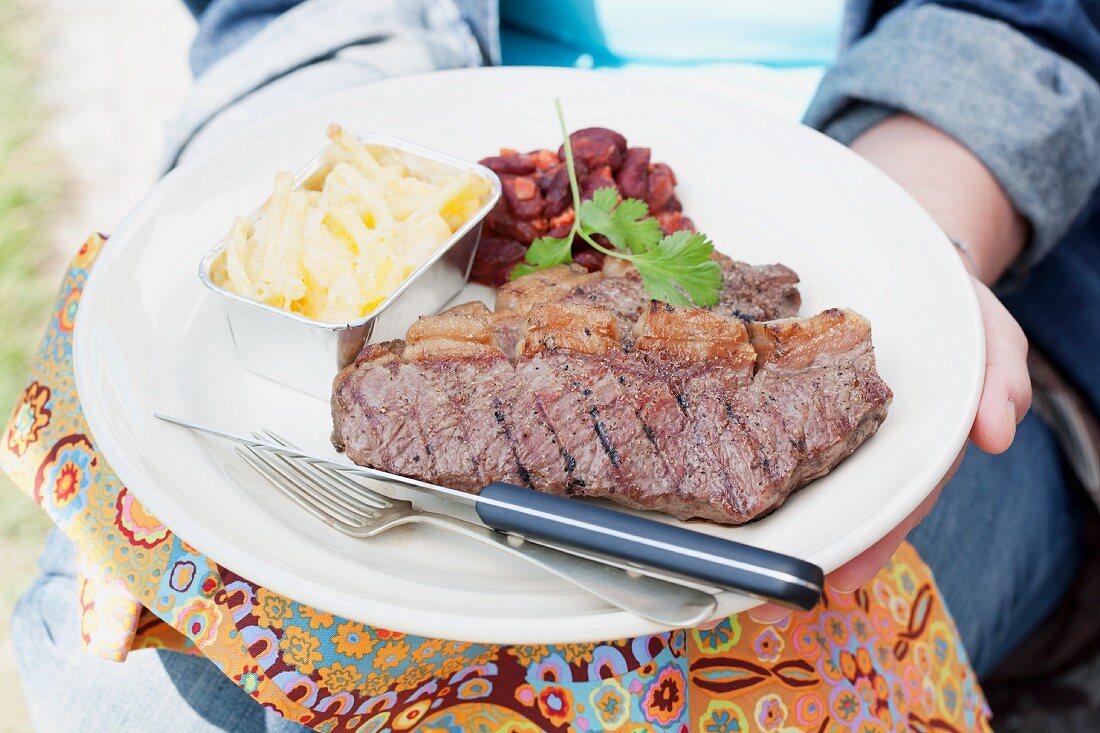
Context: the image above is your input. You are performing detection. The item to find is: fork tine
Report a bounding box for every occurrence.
[249,432,386,516]
[242,444,373,524]
[237,446,370,530]
[243,443,379,524]
[258,429,394,509]
[289,455,395,510]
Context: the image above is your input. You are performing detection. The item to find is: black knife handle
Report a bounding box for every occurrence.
[476,482,823,611]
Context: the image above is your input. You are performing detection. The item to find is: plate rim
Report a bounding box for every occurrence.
[73,66,984,643]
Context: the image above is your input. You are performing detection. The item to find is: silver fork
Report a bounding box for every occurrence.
[237,430,718,627]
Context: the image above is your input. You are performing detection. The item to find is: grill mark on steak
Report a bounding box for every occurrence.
[528,301,682,497]
[627,366,690,496]
[589,406,621,468]
[519,303,683,501]
[402,306,505,488]
[436,359,519,488]
[407,360,480,488]
[614,357,685,494]
[331,342,436,480]
[721,388,793,519]
[630,303,761,515]
[591,358,678,498]
[492,398,533,487]
[499,373,574,489]
[402,303,561,489]
[520,351,616,492]
[561,450,578,479]
[518,302,626,492]
[672,387,744,516]
[332,278,891,525]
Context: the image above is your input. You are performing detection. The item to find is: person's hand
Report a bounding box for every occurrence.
[745,115,1033,624]
[749,278,1030,622]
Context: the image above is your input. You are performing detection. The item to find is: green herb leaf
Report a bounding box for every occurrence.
[632,231,723,307]
[508,99,724,308]
[578,187,663,255]
[509,234,574,280]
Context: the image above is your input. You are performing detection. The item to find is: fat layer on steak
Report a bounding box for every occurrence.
[495,257,800,351]
[331,291,891,524]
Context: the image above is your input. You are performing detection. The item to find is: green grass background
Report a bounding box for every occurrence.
[0,0,62,728]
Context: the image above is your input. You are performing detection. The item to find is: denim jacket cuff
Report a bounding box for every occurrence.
[804,4,1100,265]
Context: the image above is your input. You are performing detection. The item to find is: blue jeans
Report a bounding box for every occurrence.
[11,531,311,732]
[908,413,1082,676]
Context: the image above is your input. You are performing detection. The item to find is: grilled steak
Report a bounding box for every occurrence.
[331,287,891,524]
[712,254,801,322]
[495,258,800,352]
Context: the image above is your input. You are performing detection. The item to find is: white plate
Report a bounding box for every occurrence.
[74,67,982,644]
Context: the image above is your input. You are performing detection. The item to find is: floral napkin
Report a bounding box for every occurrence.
[2,234,991,732]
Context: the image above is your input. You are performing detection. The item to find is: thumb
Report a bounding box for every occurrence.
[969,279,1030,454]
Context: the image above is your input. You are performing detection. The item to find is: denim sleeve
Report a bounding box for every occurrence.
[164,0,484,169]
[805,4,1100,265]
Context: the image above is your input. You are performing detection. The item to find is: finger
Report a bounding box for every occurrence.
[825,449,962,592]
[750,479,947,618]
[744,446,963,620]
[969,279,1031,455]
[748,602,790,625]
[826,521,911,593]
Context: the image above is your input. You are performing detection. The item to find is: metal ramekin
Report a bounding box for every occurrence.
[199,133,502,399]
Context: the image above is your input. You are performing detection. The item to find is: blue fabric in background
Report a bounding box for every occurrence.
[498,0,845,119]
[499,0,844,69]
[888,0,1100,76]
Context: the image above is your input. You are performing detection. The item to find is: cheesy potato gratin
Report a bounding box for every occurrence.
[209,124,492,323]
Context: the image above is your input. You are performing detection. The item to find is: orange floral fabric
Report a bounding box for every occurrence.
[1,235,992,731]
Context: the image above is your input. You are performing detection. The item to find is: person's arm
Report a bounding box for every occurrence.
[801,114,1032,604]
[805,2,1100,269]
[850,114,1028,284]
[165,0,491,169]
[753,1,1100,621]
[851,114,1030,449]
[747,116,1033,623]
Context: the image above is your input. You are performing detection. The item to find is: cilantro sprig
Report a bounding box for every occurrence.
[510,99,722,308]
